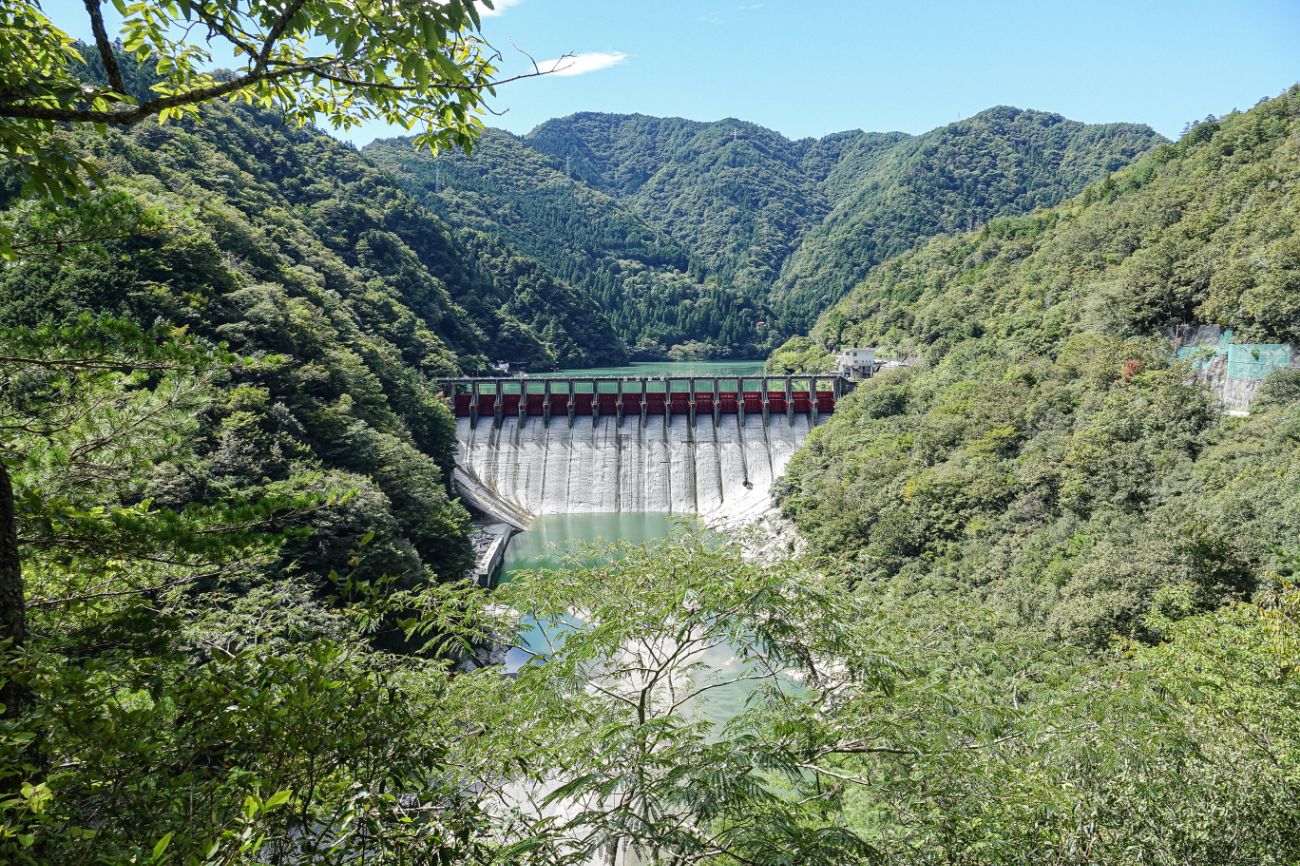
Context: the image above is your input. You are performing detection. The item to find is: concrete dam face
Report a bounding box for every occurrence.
[441,376,839,527]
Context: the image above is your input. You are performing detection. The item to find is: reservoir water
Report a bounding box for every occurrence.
[532,359,767,380]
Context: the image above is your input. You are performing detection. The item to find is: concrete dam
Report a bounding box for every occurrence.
[439,375,842,528]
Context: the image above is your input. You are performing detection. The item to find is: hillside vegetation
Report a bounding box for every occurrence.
[0,102,628,598]
[528,113,836,297]
[777,87,1300,646]
[734,87,1300,862]
[771,106,1162,328]
[367,129,755,359]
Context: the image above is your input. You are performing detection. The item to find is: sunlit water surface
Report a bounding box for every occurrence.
[498,513,784,725]
[545,360,767,379]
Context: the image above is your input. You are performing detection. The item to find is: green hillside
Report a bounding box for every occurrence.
[0,102,627,595]
[367,129,766,358]
[374,109,1161,357]
[777,87,1300,646]
[528,113,833,295]
[772,106,1163,329]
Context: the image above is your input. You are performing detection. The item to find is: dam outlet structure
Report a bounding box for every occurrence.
[439,375,845,528]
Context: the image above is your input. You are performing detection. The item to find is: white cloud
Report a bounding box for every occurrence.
[539,51,629,77]
[475,0,521,17]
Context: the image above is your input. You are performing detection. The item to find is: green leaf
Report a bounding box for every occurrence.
[264,789,292,809]
[152,830,174,861]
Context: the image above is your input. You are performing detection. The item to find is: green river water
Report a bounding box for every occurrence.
[497,513,680,670]
[533,360,768,379]
[494,360,773,721]
[489,360,771,392]
[498,513,763,723]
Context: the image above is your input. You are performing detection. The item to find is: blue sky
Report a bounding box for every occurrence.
[42,0,1300,142]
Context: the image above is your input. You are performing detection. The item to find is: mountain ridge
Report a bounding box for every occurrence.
[368,106,1164,357]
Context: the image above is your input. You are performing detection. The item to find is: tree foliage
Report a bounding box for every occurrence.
[0,109,513,599]
[0,312,529,864]
[0,0,523,200]
[771,107,1162,331]
[521,110,1161,350]
[778,87,1300,645]
[364,109,1160,358]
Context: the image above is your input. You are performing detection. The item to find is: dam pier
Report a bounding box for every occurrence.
[439,374,847,528]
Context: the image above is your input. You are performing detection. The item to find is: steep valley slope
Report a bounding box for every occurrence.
[775,87,1300,648]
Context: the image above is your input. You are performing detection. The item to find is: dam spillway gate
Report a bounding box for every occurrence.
[438,375,847,527]
[440,375,844,428]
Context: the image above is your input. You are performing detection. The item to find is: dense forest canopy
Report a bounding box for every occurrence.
[0,99,630,618]
[366,109,1162,358]
[770,106,1163,329]
[527,113,836,296]
[365,128,732,360]
[775,87,1300,645]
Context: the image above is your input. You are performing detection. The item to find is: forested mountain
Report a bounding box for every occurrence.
[527,113,838,295]
[5,105,637,378]
[0,101,627,601]
[371,109,1162,357]
[367,129,761,358]
[770,106,1163,328]
[776,87,1300,647]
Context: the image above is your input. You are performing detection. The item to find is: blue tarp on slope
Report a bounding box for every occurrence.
[1176,328,1292,380]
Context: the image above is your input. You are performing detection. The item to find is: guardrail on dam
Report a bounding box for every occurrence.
[437,375,846,528]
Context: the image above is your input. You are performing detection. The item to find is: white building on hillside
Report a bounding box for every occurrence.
[835,347,876,379]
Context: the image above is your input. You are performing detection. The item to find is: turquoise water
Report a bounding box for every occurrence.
[498,512,788,724]
[498,513,680,673]
[548,360,767,379]
[481,360,772,394]
[473,361,840,398]
[499,513,679,578]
